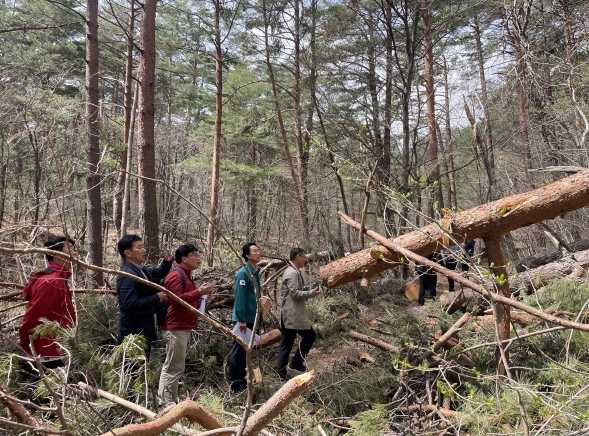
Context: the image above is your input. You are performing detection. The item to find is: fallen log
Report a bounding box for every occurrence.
[348,331,400,354]
[339,213,589,333]
[511,249,589,292]
[79,383,226,436]
[320,169,589,288]
[241,371,314,436]
[253,329,282,350]
[516,239,589,272]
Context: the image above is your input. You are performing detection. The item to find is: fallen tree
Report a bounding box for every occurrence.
[338,212,589,377]
[511,249,589,292]
[320,169,589,288]
[515,239,589,272]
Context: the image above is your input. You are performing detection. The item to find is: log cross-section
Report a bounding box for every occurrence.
[320,169,589,288]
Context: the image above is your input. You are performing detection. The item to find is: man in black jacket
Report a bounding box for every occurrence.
[116,234,173,359]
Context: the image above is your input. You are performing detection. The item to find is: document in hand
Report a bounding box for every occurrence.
[232,323,260,346]
[198,295,208,313]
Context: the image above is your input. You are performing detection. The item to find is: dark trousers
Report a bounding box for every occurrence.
[444,259,458,292]
[277,321,316,378]
[418,273,437,305]
[228,322,254,391]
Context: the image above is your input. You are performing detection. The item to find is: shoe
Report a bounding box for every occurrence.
[230,383,247,395]
[278,372,292,381]
[287,363,308,373]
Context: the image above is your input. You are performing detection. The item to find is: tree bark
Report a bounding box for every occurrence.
[483,236,510,377]
[320,169,589,288]
[473,15,495,195]
[205,0,222,266]
[422,6,442,214]
[512,248,589,293]
[253,328,282,350]
[348,330,400,354]
[98,398,232,436]
[292,0,310,246]
[85,0,103,285]
[241,372,314,436]
[136,0,159,262]
[113,0,135,238]
[441,55,456,208]
[516,239,589,272]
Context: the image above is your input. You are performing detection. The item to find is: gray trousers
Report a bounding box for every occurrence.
[158,329,191,403]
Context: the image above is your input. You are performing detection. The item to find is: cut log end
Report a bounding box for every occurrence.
[360,276,371,290]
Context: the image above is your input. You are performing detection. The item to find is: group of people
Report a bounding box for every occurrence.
[18,234,321,404]
[417,240,476,305]
[227,244,321,393]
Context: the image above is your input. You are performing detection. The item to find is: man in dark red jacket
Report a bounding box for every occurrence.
[157,244,214,403]
[19,235,76,405]
[19,235,77,363]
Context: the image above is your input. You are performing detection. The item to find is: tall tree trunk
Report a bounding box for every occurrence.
[484,237,510,377]
[113,0,136,238]
[302,0,318,243]
[531,0,563,172]
[0,138,5,228]
[422,6,442,214]
[507,2,532,173]
[261,0,306,246]
[380,2,394,237]
[248,143,257,240]
[85,0,103,284]
[136,0,159,262]
[473,15,495,197]
[441,55,457,207]
[313,96,352,253]
[120,85,138,237]
[293,0,310,246]
[205,0,222,266]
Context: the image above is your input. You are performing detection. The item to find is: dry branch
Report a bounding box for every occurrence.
[0,381,63,435]
[320,169,589,287]
[411,313,472,367]
[98,398,232,436]
[0,282,25,289]
[79,383,227,436]
[395,404,460,419]
[348,331,400,354]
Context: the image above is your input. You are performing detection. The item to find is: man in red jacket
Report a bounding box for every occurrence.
[19,235,77,363]
[157,244,214,403]
[19,235,76,403]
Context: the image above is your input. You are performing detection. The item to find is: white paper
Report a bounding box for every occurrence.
[198,295,208,313]
[232,323,260,346]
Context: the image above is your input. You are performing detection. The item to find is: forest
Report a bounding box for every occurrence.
[2,0,589,434]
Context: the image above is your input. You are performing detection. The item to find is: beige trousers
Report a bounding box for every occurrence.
[158,329,191,403]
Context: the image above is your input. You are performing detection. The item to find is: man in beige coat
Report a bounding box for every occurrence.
[277,247,321,380]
